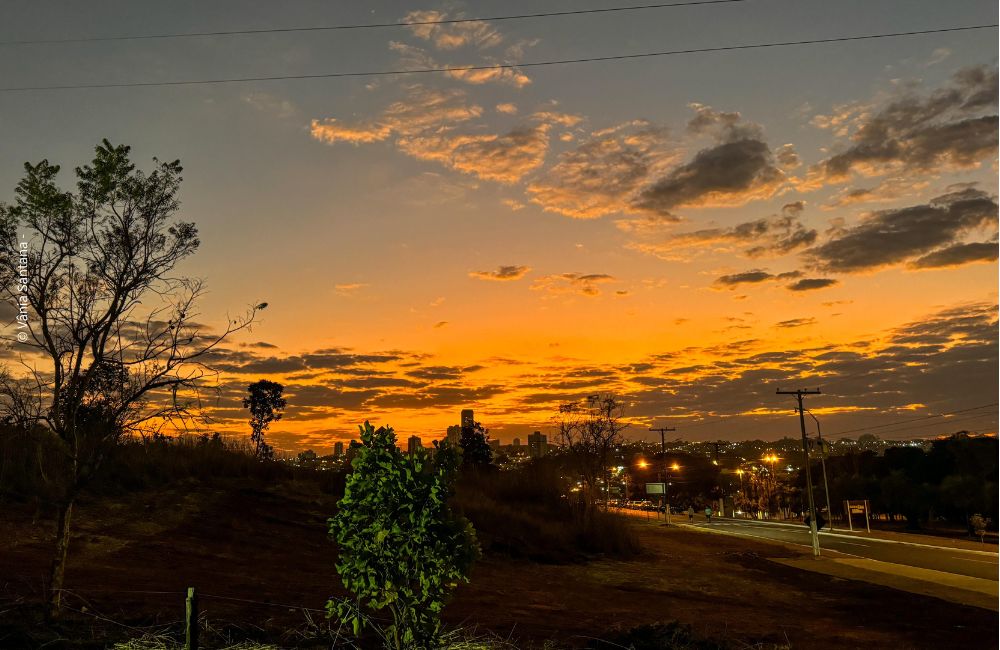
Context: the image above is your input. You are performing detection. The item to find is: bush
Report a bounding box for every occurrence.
[328,422,479,649]
[0,426,344,506]
[454,460,640,562]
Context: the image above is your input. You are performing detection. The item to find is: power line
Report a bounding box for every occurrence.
[1,1,750,46]
[1,24,994,93]
[875,413,999,439]
[826,402,998,438]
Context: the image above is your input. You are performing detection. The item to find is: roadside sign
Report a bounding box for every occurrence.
[646,482,665,495]
[844,499,871,532]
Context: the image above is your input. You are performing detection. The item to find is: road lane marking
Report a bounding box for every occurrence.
[950,556,1000,564]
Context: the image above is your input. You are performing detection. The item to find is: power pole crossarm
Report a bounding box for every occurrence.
[776,388,822,557]
[649,426,676,454]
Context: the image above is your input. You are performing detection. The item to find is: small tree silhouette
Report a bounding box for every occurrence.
[459,420,493,468]
[243,380,286,459]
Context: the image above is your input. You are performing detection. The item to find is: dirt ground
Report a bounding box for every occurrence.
[1,482,995,648]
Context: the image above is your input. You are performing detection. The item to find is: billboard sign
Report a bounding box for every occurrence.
[646,482,666,495]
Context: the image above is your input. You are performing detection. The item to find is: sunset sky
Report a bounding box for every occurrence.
[1,1,998,452]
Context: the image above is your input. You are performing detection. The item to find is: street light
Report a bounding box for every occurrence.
[664,462,681,526]
[762,454,779,518]
[806,410,834,531]
[736,468,745,518]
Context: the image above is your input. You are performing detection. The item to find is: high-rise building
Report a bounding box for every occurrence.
[528,431,548,459]
[446,425,462,446]
[333,441,345,457]
[512,437,521,447]
[460,409,474,430]
[488,438,500,452]
[407,435,423,455]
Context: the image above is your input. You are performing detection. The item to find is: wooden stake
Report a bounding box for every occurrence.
[185,587,198,650]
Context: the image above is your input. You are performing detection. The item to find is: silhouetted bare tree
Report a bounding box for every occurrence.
[557,394,630,507]
[0,140,263,616]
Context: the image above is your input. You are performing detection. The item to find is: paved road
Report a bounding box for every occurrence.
[684,517,999,580]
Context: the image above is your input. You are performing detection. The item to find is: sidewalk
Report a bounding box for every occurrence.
[672,519,999,611]
[772,555,998,611]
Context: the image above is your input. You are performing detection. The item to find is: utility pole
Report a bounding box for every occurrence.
[649,426,676,524]
[649,426,675,454]
[777,388,822,557]
[807,410,834,532]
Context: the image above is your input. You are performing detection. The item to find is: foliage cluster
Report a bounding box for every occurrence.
[329,421,479,649]
[459,421,493,468]
[795,433,998,529]
[0,425,343,507]
[454,457,640,562]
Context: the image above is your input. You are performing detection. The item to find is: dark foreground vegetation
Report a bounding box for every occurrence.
[802,433,998,531]
[0,427,647,648]
[3,428,996,649]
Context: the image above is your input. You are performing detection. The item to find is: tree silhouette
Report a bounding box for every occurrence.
[459,420,493,468]
[557,393,630,507]
[243,379,286,459]
[0,141,263,616]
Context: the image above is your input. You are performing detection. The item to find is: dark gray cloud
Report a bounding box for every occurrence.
[714,269,800,288]
[469,265,530,281]
[641,201,817,260]
[284,384,379,410]
[775,317,816,328]
[787,278,839,291]
[909,241,998,269]
[715,270,774,286]
[406,365,465,380]
[620,303,997,438]
[368,384,506,409]
[809,189,998,273]
[814,65,998,181]
[631,138,786,216]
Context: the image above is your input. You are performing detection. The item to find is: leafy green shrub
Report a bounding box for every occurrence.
[328,421,479,649]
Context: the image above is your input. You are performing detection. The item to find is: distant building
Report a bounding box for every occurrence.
[333,441,345,457]
[512,437,521,447]
[346,440,363,462]
[407,435,423,455]
[488,438,500,452]
[528,431,548,459]
[446,425,462,446]
[461,409,475,430]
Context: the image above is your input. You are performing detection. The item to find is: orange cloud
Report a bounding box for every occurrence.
[531,273,617,297]
[403,10,504,51]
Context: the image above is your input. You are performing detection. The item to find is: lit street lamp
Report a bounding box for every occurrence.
[806,410,834,531]
[663,461,681,525]
[762,453,779,518]
[736,468,745,518]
